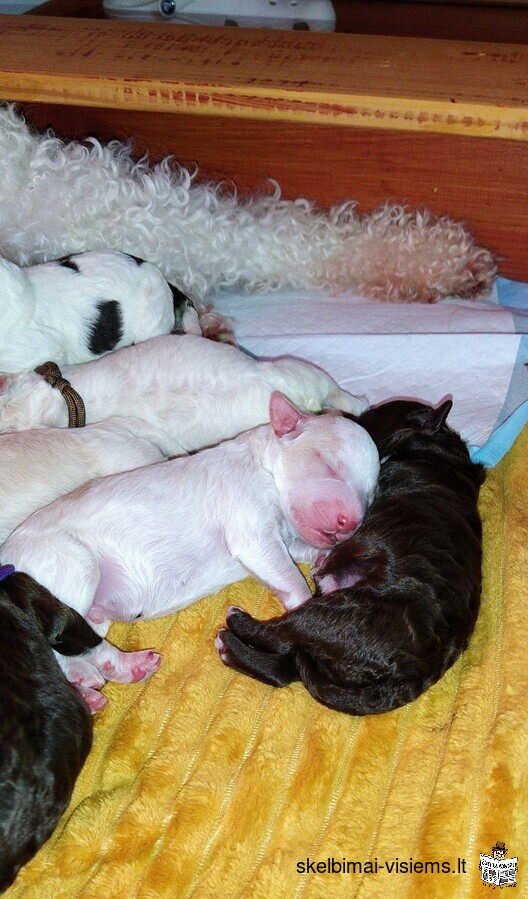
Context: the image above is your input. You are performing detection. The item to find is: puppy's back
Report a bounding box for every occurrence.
[0,574,94,892]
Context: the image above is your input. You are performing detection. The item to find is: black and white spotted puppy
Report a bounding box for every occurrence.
[0,249,201,372]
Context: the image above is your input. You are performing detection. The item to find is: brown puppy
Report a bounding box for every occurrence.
[216,399,485,716]
[0,567,102,893]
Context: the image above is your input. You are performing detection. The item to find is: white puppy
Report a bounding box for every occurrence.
[0,334,366,455]
[0,419,166,545]
[1,395,380,710]
[0,250,200,372]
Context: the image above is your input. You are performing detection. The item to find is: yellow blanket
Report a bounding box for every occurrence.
[7,427,528,899]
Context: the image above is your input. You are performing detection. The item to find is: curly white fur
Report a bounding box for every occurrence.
[0,103,496,303]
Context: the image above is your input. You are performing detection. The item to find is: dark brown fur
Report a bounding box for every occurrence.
[217,399,485,716]
[0,571,102,893]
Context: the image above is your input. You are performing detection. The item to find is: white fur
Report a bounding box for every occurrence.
[0,103,496,303]
[0,418,166,545]
[1,396,380,697]
[0,334,366,455]
[0,249,201,372]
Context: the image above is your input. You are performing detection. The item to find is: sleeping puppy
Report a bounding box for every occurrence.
[0,334,366,456]
[0,337,365,544]
[215,399,485,716]
[0,250,201,372]
[0,566,105,893]
[0,418,165,545]
[1,395,379,710]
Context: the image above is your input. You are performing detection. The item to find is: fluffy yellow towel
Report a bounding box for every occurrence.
[7,427,528,898]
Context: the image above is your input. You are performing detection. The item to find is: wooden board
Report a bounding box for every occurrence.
[1,15,528,140]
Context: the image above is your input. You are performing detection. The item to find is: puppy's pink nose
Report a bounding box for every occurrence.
[336,514,356,533]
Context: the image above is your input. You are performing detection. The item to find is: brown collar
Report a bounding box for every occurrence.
[34,361,86,428]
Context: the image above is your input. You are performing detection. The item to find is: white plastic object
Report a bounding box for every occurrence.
[103,0,336,32]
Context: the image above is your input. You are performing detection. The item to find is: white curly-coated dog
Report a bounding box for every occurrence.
[0,249,201,372]
[0,103,496,304]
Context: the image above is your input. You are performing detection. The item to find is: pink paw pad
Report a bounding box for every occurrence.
[93,648,162,684]
[127,650,161,683]
[77,685,108,714]
[214,630,229,661]
[70,666,106,690]
[311,551,330,577]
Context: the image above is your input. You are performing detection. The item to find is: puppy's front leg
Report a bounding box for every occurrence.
[233,537,313,611]
[287,540,329,566]
[85,607,112,637]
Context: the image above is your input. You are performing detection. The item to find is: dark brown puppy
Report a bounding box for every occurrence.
[0,568,103,893]
[215,399,485,716]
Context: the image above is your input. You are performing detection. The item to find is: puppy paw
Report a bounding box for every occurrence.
[62,657,106,690]
[214,629,230,663]
[128,649,162,683]
[312,572,339,594]
[225,604,244,621]
[98,648,162,684]
[77,684,108,714]
[223,606,256,640]
[214,629,246,671]
[311,551,331,578]
[198,307,237,345]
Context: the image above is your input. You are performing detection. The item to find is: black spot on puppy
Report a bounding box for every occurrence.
[57,256,80,273]
[88,300,124,356]
[125,254,146,266]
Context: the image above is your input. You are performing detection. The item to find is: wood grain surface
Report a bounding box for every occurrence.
[1,15,527,140]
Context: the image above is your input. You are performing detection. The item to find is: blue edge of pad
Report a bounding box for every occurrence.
[468,277,528,468]
[469,398,528,468]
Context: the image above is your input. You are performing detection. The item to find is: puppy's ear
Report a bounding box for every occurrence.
[427,399,453,431]
[408,399,453,432]
[269,392,308,438]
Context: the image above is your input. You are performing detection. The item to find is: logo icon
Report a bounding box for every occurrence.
[479,841,517,889]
